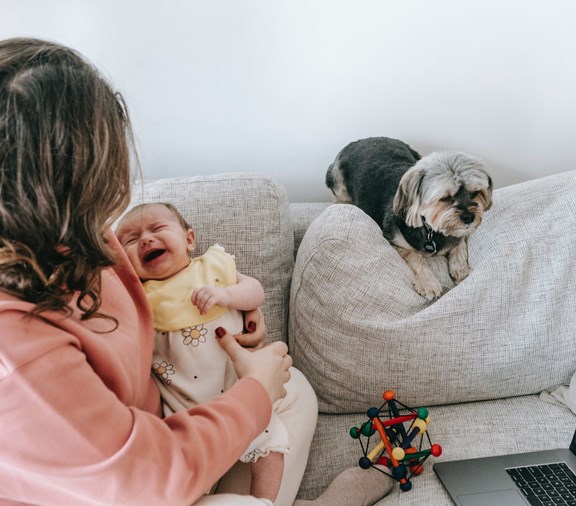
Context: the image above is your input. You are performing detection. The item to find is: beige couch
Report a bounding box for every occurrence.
[132,171,576,505]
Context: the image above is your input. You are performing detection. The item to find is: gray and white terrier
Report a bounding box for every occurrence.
[326,137,492,299]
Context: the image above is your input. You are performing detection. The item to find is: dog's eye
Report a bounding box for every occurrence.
[440,195,454,203]
[469,191,480,199]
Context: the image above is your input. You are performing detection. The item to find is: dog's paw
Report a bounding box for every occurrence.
[450,264,470,284]
[413,276,443,300]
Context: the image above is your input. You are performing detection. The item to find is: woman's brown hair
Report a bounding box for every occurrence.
[0,38,134,321]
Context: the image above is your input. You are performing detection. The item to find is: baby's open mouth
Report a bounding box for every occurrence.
[143,249,166,263]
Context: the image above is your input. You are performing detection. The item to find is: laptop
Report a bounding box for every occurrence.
[433,428,576,505]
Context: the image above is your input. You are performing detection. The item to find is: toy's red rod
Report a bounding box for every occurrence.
[379,413,417,427]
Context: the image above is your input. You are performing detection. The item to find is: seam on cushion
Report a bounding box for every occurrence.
[264,179,294,343]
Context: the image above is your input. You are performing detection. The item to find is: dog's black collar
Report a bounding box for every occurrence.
[421,217,437,254]
[394,216,451,255]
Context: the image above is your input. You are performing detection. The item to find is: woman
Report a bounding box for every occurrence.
[0,37,395,506]
[0,37,317,506]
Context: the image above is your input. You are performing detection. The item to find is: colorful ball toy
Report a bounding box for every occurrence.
[349,390,442,492]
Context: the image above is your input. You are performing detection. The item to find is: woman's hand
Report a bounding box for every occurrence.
[216,327,291,404]
[236,308,267,350]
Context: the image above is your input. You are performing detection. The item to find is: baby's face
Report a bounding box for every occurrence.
[116,204,195,281]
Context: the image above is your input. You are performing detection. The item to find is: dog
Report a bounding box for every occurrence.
[326,137,492,299]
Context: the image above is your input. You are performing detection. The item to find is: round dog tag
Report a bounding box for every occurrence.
[424,241,436,254]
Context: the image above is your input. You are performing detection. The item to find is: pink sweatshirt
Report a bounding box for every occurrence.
[0,233,272,506]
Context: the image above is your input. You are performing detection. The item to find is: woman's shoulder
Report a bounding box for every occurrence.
[0,291,36,316]
[0,294,79,377]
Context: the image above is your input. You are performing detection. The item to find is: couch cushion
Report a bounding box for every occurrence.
[289,170,576,412]
[290,202,330,258]
[128,174,294,343]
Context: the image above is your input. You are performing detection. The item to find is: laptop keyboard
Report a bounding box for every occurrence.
[507,463,576,505]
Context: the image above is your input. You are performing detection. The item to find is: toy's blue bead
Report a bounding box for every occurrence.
[400,480,413,492]
[359,457,372,469]
[392,465,407,479]
[367,407,379,419]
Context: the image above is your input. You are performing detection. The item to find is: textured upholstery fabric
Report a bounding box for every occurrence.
[128,174,294,343]
[289,170,576,412]
[289,202,330,258]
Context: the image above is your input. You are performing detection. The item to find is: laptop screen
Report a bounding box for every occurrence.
[570,428,576,455]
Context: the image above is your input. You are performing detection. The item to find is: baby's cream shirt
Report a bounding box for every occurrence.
[143,244,236,331]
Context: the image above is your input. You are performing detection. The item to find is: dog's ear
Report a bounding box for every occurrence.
[483,175,494,211]
[393,166,425,227]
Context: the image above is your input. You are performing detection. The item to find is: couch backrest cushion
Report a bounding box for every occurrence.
[290,203,331,258]
[289,170,576,412]
[128,174,294,343]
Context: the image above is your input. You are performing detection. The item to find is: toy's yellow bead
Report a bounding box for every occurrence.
[412,418,427,434]
[392,447,406,460]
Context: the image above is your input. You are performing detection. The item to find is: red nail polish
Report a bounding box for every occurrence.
[247,321,256,332]
[215,327,226,338]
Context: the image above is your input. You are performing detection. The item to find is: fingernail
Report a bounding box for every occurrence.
[247,321,256,332]
[215,327,226,338]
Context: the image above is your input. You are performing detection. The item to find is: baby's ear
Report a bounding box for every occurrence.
[186,229,196,252]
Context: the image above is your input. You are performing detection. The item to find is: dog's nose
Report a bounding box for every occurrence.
[460,212,474,224]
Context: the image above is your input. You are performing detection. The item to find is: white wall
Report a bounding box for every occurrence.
[2,0,576,202]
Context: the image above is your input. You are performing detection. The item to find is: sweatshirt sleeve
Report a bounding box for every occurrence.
[0,309,272,506]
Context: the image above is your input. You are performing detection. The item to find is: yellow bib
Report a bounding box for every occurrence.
[143,245,237,332]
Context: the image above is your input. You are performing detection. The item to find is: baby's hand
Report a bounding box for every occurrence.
[192,286,231,315]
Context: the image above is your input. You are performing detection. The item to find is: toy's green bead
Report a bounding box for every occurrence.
[361,421,375,437]
[417,407,429,420]
[350,427,360,439]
